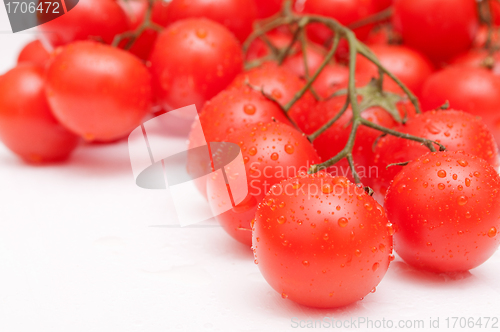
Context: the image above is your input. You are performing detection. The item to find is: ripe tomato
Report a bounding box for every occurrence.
[392,0,479,64]
[229,63,316,132]
[473,25,500,49]
[150,18,243,112]
[45,41,152,142]
[187,87,292,199]
[491,0,500,26]
[371,110,499,201]
[206,122,320,245]
[117,0,170,61]
[254,0,284,18]
[306,94,415,183]
[0,64,79,163]
[385,151,500,272]
[420,66,500,144]
[253,172,393,308]
[365,24,402,46]
[311,64,350,99]
[165,0,257,42]
[17,40,50,67]
[450,49,500,76]
[246,30,327,79]
[37,0,130,48]
[355,45,434,96]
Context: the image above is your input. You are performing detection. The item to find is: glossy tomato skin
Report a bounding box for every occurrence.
[311,64,349,99]
[420,66,500,144]
[150,18,243,112]
[45,41,152,142]
[229,63,316,132]
[207,122,320,245]
[37,0,130,48]
[371,110,499,201]
[355,45,434,96]
[450,49,500,76]
[385,151,500,272]
[392,0,479,64]
[253,173,393,308]
[17,40,50,67]
[0,64,79,162]
[187,87,292,199]
[165,0,257,42]
[255,0,284,18]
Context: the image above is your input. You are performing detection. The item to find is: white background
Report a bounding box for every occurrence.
[0,5,499,332]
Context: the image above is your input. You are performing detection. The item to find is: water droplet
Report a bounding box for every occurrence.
[271,152,279,161]
[322,183,334,194]
[279,202,286,208]
[243,104,256,115]
[474,171,481,178]
[379,244,385,252]
[364,202,373,211]
[338,217,348,227]
[389,254,395,261]
[488,227,497,238]
[437,170,447,178]
[254,259,258,264]
[370,287,377,293]
[372,262,380,271]
[423,182,428,188]
[302,260,310,267]
[281,292,288,299]
[323,233,329,240]
[355,249,361,257]
[371,246,378,253]
[248,147,257,156]
[457,195,468,206]
[196,28,207,39]
[465,178,471,187]
[387,223,395,236]
[465,211,472,219]
[438,183,445,190]
[285,144,294,154]
[426,242,432,246]
[277,216,286,224]
[458,160,468,167]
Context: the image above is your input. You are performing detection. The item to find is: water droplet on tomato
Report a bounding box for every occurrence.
[437,170,447,178]
[302,260,310,267]
[285,144,294,154]
[387,223,395,235]
[248,147,257,156]
[254,259,258,264]
[338,217,348,227]
[488,227,497,238]
[364,202,373,211]
[465,178,471,187]
[243,104,256,115]
[438,183,445,190]
[323,233,329,240]
[457,195,468,206]
[281,292,288,299]
[370,287,377,293]
[389,254,395,261]
[457,160,468,167]
[196,28,207,39]
[372,262,380,271]
[277,216,286,224]
[270,152,279,161]
[379,244,385,252]
[322,183,333,194]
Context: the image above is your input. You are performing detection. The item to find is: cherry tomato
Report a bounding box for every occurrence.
[17,40,50,67]
[491,0,500,26]
[450,49,500,76]
[311,64,350,99]
[472,25,500,49]
[255,0,284,18]
[420,66,500,144]
[371,110,499,201]
[45,41,152,142]
[117,0,170,61]
[365,24,402,46]
[37,0,130,49]
[187,87,292,199]
[385,151,500,272]
[206,122,320,245]
[392,0,479,64]
[229,63,316,132]
[165,0,257,42]
[355,44,434,96]
[0,64,79,163]
[150,18,243,112]
[253,172,393,308]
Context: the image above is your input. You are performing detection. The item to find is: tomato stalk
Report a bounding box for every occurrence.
[243,1,449,184]
[112,0,163,50]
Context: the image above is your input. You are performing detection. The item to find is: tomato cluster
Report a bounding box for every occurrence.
[1,0,500,309]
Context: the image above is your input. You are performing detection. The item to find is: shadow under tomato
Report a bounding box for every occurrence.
[389,260,474,287]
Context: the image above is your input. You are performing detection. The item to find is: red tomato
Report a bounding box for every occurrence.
[207,122,320,245]
[187,87,292,199]
[17,40,50,67]
[392,0,479,64]
[246,30,327,78]
[117,0,170,61]
[365,24,402,46]
[306,95,415,182]
[37,0,130,49]
[0,64,79,162]
[301,0,380,45]
[371,110,499,201]
[491,0,500,26]
[165,0,257,42]
[355,45,434,96]
[253,172,393,308]
[385,151,500,272]
[450,49,500,76]
[311,64,350,99]
[229,63,316,132]
[472,25,500,49]
[150,18,243,112]
[255,0,284,18]
[45,41,152,142]
[420,66,500,144]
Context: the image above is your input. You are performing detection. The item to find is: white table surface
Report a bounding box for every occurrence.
[0,7,499,332]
